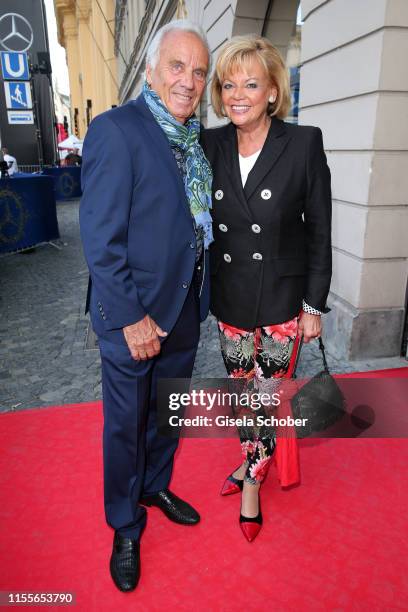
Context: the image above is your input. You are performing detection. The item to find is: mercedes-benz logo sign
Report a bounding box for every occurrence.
[0,189,27,245]
[58,173,76,197]
[0,13,34,52]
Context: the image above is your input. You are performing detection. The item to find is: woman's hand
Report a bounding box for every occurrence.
[298,311,322,343]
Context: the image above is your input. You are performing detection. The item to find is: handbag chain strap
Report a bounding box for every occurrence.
[292,336,330,378]
[318,337,330,373]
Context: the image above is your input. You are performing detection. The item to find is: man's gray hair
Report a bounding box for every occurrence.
[145,19,210,69]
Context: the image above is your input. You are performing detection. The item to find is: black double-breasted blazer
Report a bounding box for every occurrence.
[200,118,332,328]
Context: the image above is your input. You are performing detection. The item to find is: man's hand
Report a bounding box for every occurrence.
[123,315,167,360]
[298,310,322,344]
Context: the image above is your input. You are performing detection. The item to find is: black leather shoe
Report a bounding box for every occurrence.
[140,489,200,525]
[110,532,140,592]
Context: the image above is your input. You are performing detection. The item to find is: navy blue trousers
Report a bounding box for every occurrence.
[98,282,200,540]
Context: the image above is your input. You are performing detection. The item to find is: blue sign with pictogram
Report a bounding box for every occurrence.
[0,51,29,80]
[4,81,32,109]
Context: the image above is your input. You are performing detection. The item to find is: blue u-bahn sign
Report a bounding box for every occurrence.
[0,51,29,80]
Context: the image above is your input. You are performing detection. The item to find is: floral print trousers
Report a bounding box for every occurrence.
[218,317,299,485]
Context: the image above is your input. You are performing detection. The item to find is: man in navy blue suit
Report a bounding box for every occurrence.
[79,21,212,592]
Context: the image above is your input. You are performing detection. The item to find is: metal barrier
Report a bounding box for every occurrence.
[18,165,43,173]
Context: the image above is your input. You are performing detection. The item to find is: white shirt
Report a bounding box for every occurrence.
[4,154,18,175]
[238,149,261,186]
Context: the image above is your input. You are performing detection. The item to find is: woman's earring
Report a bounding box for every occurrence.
[269,96,276,103]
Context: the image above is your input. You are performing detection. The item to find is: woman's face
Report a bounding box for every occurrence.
[220,57,277,128]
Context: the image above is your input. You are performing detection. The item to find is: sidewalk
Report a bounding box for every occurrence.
[0,200,406,413]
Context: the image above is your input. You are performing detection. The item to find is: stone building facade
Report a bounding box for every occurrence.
[65,0,408,361]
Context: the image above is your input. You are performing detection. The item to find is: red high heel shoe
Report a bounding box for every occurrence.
[239,489,262,542]
[220,469,244,496]
[239,509,262,542]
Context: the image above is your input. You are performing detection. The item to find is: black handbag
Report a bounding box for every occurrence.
[290,337,346,438]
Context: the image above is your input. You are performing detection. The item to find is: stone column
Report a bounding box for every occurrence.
[100,0,118,112]
[299,0,408,359]
[76,0,94,136]
[55,1,82,136]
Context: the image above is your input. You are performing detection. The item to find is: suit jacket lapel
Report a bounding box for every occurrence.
[127,95,192,222]
[216,122,254,221]
[243,118,291,200]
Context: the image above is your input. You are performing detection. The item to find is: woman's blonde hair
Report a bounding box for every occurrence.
[211,35,291,119]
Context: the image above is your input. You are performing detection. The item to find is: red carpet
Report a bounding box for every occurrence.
[340,367,408,378]
[1,370,408,610]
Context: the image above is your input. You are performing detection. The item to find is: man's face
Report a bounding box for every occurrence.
[146,30,209,123]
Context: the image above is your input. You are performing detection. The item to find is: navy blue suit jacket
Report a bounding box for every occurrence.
[79,95,210,345]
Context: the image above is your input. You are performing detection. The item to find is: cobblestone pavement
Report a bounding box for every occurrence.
[0,200,406,413]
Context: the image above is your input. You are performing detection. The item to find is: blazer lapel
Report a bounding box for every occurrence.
[243,118,291,201]
[127,96,192,222]
[216,122,254,221]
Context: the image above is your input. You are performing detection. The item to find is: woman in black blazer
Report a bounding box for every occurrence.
[201,35,332,542]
